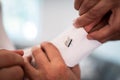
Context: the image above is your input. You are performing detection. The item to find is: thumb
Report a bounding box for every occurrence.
[87,25,114,43]
[23,57,38,80]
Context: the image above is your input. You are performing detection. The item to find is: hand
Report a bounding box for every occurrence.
[86,12,120,42]
[23,42,80,80]
[74,0,120,42]
[0,49,24,80]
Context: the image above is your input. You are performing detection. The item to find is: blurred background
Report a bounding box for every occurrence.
[0,0,120,80]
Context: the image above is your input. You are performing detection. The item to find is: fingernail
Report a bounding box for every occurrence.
[73,19,83,28]
[73,22,80,28]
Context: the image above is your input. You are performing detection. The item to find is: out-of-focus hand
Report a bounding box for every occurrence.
[86,12,120,42]
[0,49,24,80]
[23,42,80,80]
[74,0,120,42]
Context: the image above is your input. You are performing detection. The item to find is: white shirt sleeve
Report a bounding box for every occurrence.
[51,27,101,67]
[23,27,101,67]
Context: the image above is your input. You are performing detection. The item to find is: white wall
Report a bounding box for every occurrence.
[41,0,77,41]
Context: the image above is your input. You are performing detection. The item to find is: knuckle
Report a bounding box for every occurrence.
[87,9,101,20]
[82,4,92,11]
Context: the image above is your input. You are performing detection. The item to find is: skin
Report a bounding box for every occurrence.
[0,49,24,80]
[23,42,80,80]
[74,0,120,42]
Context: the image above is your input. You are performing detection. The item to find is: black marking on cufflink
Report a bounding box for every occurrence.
[65,37,73,47]
[68,39,72,47]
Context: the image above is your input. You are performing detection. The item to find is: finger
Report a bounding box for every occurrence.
[0,66,24,80]
[101,32,119,42]
[79,0,99,15]
[24,56,32,62]
[32,47,49,69]
[74,0,113,28]
[87,20,106,33]
[0,50,24,68]
[84,22,98,33]
[23,57,39,80]
[25,56,37,69]
[100,8,120,42]
[87,25,115,43]
[84,18,101,32]
[88,11,111,33]
[70,65,80,79]
[109,32,120,40]
[41,42,64,63]
[13,50,24,56]
[74,0,83,10]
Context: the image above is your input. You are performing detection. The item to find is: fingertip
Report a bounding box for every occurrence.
[73,23,81,28]
[32,44,41,52]
[13,50,24,56]
[73,17,85,28]
[74,3,80,10]
[74,6,79,11]
[41,41,48,47]
[87,34,94,40]
[41,41,53,49]
[73,20,82,28]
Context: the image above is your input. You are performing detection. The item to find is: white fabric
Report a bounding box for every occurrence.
[24,27,101,67]
[51,27,101,67]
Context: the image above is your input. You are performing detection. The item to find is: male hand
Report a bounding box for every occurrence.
[0,49,24,80]
[23,42,80,80]
[74,0,120,42]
